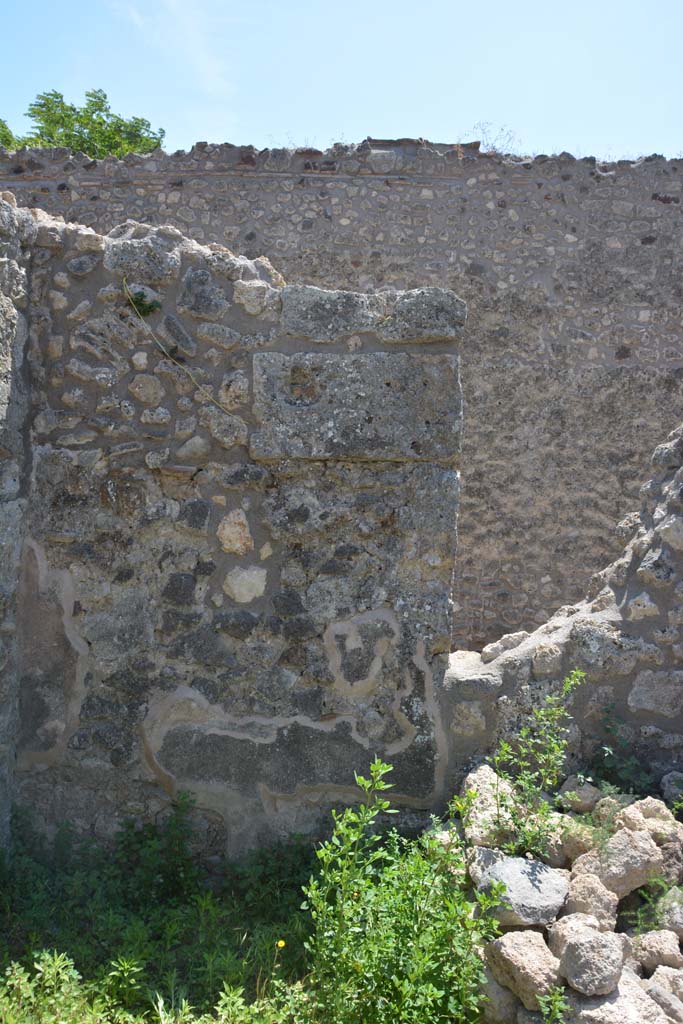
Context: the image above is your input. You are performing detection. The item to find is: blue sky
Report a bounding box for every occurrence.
[3,0,682,158]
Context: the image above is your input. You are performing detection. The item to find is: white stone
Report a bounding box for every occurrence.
[632,930,683,973]
[223,567,267,603]
[459,764,515,846]
[548,914,601,959]
[481,631,529,663]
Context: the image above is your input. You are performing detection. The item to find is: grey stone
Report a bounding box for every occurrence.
[559,931,624,996]
[628,671,683,718]
[656,888,683,937]
[250,352,461,462]
[474,851,570,927]
[162,314,197,356]
[281,284,465,342]
[565,968,670,1023]
[104,224,181,284]
[177,267,230,320]
[644,983,683,1024]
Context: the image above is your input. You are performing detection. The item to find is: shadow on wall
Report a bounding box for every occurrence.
[446,424,683,788]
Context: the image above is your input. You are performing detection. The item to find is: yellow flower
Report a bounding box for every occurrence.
[277,939,286,948]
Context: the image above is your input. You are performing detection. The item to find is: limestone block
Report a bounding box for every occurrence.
[572,829,663,898]
[222,567,267,603]
[628,671,683,718]
[481,631,529,664]
[565,968,669,1022]
[615,797,679,845]
[217,510,253,555]
[103,226,181,284]
[281,284,465,343]
[562,872,619,931]
[250,352,461,462]
[548,914,601,958]
[128,374,166,406]
[632,930,683,973]
[487,931,561,1011]
[232,278,280,317]
[459,764,515,847]
[649,965,683,1000]
[625,591,660,619]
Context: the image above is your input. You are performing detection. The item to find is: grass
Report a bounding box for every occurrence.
[0,797,315,1020]
[0,768,501,1023]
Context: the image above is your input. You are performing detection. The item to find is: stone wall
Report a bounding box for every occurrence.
[3,140,683,648]
[447,424,683,781]
[0,198,31,849]
[0,193,464,853]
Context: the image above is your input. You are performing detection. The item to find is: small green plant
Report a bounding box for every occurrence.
[302,758,502,1024]
[538,984,569,1023]
[102,955,145,1011]
[622,875,672,935]
[490,669,586,858]
[593,703,656,795]
[129,289,162,318]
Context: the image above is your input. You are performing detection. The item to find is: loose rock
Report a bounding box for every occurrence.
[487,931,561,1012]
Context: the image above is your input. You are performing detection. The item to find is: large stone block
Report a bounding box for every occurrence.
[250,352,461,461]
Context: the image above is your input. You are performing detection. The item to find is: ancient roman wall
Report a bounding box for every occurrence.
[0,193,464,853]
[0,197,31,848]
[3,139,683,648]
[447,423,683,785]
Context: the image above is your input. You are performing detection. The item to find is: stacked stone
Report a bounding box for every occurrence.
[446,421,683,784]
[0,193,465,853]
[458,766,683,1022]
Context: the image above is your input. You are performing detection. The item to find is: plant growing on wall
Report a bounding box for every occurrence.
[1,89,164,157]
[490,669,586,858]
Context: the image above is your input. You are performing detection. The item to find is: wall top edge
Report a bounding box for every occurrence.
[0,138,679,181]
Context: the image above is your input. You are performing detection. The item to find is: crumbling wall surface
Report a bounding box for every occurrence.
[446,425,683,778]
[3,141,683,648]
[0,195,32,848]
[0,194,465,853]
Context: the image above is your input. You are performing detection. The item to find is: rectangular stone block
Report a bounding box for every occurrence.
[250,351,461,461]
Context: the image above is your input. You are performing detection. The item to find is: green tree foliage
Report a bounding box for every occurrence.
[0,117,16,149]
[1,89,164,157]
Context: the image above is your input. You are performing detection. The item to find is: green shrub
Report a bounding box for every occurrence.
[0,799,313,1017]
[0,765,505,1023]
[301,759,501,1024]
